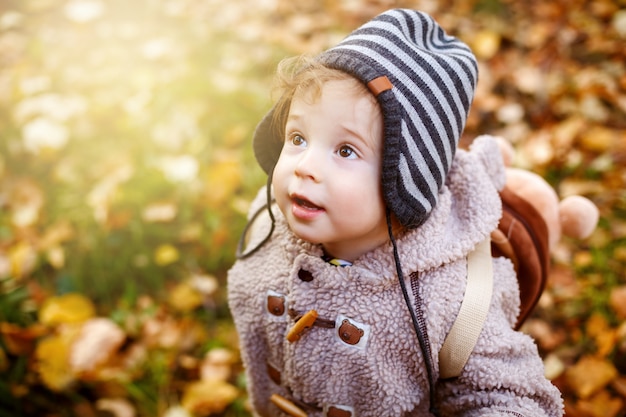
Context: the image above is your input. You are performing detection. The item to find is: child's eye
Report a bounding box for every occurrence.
[338,145,357,159]
[289,134,306,147]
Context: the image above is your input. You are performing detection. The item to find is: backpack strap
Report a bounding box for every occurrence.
[438,237,493,379]
[437,186,551,379]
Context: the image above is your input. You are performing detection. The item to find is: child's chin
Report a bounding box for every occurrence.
[288,225,323,245]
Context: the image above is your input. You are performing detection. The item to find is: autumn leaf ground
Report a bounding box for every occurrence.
[0,0,625,416]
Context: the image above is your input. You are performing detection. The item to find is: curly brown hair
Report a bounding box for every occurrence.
[270,55,373,141]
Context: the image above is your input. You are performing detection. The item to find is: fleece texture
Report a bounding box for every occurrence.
[228,136,564,417]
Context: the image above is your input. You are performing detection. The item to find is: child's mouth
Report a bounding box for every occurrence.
[293,196,322,211]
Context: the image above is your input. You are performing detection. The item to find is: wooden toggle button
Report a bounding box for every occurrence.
[286,309,318,342]
[270,393,308,417]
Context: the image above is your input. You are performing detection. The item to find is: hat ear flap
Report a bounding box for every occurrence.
[253,106,285,175]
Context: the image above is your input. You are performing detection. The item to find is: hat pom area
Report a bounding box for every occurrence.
[252,9,478,229]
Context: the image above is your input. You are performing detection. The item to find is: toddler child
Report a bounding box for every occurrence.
[228,8,564,417]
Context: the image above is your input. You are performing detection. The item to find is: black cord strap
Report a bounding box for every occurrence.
[387,210,439,417]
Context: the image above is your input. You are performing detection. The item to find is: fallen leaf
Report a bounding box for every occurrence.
[543,353,566,380]
[69,318,126,374]
[523,318,567,351]
[612,377,626,399]
[200,348,237,382]
[204,158,242,207]
[8,178,44,228]
[614,10,626,38]
[39,293,96,326]
[0,322,48,355]
[579,125,618,153]
[168,281,203,313]
[512,66,545,95]
[181,380,238,416]
[95,398,136,417]
[38,221,75,250]
[142,202,177,223]
[190,273,219,297]
[162,406,193,417]
[35,333,76,391]
[142,316,182,349]
[154,244,180,266]
[46,246,65,269]
[609,286,626,320]
[576,390,624,417]
[586,313,617,357]
[9,241,38,279]
[566,355,618,399]
[471,30,501,60]
[0,346,8,373]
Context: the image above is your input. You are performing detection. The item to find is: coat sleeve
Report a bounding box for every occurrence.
[435,257,564,417]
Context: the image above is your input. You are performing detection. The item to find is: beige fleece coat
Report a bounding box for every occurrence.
[228,136,564,417]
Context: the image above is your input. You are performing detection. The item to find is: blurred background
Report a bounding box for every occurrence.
[0,0,624,416]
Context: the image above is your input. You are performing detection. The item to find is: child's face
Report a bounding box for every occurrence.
[272,78,388,261]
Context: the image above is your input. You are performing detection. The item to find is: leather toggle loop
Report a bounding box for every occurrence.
[367,75,393,96]
[286,309,318,342]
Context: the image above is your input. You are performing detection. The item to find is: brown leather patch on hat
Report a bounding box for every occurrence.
[367,76,393,96]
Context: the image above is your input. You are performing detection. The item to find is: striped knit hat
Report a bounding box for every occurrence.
[253,9,478,229]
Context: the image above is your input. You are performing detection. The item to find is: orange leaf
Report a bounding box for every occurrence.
[609,286,626,320]
[576,390,624,417]
[0,346,8,373]
[0,322,48,355]
[566,355,618,399]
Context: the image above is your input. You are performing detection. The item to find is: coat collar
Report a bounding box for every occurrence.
[273,136,504,284]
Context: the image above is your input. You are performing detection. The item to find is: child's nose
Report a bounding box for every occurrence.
[294,147,322,181]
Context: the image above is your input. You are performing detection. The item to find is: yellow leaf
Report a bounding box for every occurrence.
[471,30,501,60]
[168,282,203,313]
[9,241,37,279]
[35,334,75,391]
[39,293,96,326]
[205,159,242,207]
[181,380,238,416]
[154,244,180,266]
